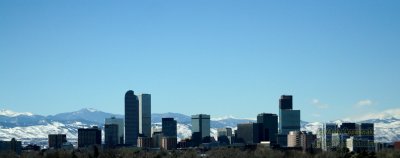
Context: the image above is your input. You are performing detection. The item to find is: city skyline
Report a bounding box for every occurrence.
[1,1,400,122]
[0,91,397,155]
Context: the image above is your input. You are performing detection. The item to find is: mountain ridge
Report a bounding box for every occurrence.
[0,108,399,145]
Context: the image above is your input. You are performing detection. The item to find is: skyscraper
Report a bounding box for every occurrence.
[257,113,278,145]
[162,118,177,137]
[279,95,293,110]
[322,123,338,151]
[105,117,124,144]
[359,123,374,142]
[137,94,151,138]
[279,110,301,134]
[161,118,178,149]
[125,90,139,146]
[278,95,301,147]
[191,114,210,145]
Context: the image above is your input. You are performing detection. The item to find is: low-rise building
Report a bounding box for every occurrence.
[0,138,22,154]
[78,126,101,148]
[395,141,400,150]
[137,137,152,149]
[161,137,177,150]
[346,136,374,152]
[48,134,67,149]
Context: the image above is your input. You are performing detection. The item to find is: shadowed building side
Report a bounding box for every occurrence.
[125,90,139,146]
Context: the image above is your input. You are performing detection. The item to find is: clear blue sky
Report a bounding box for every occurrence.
[1,0,399,122]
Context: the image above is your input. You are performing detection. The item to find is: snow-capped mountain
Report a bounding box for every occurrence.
[0,108,254,145]
[299,108,400,143]
[47,108,123,124]
[0,109,34,117]
[0,108,400,145]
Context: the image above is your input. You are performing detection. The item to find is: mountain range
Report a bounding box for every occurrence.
[0,108,399,146]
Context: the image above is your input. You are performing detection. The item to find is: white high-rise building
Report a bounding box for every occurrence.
[105,117,124,144]
[137,94,151,137]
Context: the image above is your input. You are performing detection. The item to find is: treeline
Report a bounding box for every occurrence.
[1,146,400,158]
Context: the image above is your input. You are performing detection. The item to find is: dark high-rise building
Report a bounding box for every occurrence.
[162,118,177,137]
[279,95,293,110]
[78,126,101,148]
[279,110,300,134]
[48,134,67,149]
[236,123,262,144]
[191,114,210,146]
[125,90,139,146]
[152,131,163,148]
[105,124,119,147]
[359,123,374,141]
[161,137,177,150]
[340,123,357,137]
[257,113,278,145]
[0,138,22,154]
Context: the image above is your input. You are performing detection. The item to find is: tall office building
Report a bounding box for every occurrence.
[279,95,293,110]
[359,123,374,141]
[137,94,151,137]
[48,134,67,149]
[257,113,278,145]
[105,124,119,147]
[322,123,338,151]
[191,114,210,145]
[162,118,177,137]
[280,110,300,134]
[278,95,300,147]
[105,117,124,144]
[236,123,262,144]
[78,126,101,148]
[125,90,139,146]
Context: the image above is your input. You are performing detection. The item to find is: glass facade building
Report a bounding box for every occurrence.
[162,118,177,137]
[257,113,278,145]
[125,90,139,146]
[279,110,300,134]
[105,117,124,144]
[191,114,210,146]
[137,94,151,138]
